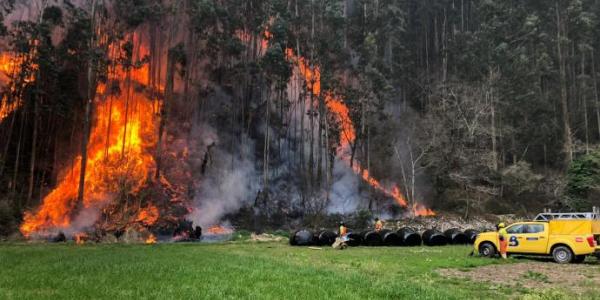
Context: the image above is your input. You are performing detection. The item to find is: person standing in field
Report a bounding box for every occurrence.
[374,218,383,232]
[497,223,508,259]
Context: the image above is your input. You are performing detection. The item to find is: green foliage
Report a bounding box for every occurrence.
[114,0,163,28]
[566,149,600,210]
[261,44,291,87]
[42,6,63,26]
[501,162,543,196]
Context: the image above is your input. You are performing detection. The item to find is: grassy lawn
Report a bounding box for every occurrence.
[0,241,587,299]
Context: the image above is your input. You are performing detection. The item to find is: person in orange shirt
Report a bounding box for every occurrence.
[374,218,383,232]
[339,221,348,237]
[333,221,349,249]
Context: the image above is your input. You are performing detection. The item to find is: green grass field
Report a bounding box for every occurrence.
[0,241,592,299]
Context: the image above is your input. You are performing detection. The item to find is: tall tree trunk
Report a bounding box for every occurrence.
[0,100,16,177]
[556,3,572,166]
[12,109,25,196]
[317,94,324,188]
[78,0,97,203]
[309,84,314,192]
[263,89,271,200]
[490,69,498,171]
[27,98,38,205]
[155,48,175,180]
[592,50,600,140]
[582,52,589,154]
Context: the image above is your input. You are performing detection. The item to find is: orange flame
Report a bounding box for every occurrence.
[284,44,434,217]
[136,204,159,226]
[261,30,273,52]
[145,233,157,244]
[74,232,88,245]
[0,52,27,122]
[20,33,159,237]
[0,100,21,122]
[412,203,436,217]
[236,29,271,56]
[206,225,233,235]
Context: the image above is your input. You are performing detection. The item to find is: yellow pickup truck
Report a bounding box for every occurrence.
[474,220,600,263]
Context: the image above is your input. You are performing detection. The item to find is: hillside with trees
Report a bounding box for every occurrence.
[1,0,600,237]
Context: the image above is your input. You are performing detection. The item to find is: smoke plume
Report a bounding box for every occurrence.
[186,123,258,228]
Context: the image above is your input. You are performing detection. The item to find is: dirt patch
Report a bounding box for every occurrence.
[439,261,600,294]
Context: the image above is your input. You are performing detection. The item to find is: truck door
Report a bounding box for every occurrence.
[505,223,548,253]
[519,224,548,253]
[504,224,525,253]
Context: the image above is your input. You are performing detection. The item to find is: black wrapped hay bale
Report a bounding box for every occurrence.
[345,232,362,247]
[314,230,337,246]
[422,229,448,246]
[380,229,402,246]
[397,227,422,246]
[464,229,480,244]
[444,228,469,245]
[362,230,383,246]
[192,226,203,240]
[50,232,66,243]
[289,229,314,246]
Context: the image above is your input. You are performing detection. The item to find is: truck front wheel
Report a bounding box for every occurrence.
[552,246,573,264]
[479,242,496,258]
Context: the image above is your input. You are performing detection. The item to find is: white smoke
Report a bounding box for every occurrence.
[66,206,100,236]
[327,158,361,214]
[186,123,258,228]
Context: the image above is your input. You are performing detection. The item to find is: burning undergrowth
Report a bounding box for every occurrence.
[283,46,436,217]
[17,32,193,242]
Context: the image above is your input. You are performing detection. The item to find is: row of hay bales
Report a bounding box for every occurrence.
[290,228,480,247]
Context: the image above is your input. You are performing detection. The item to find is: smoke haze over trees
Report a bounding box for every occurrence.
[2,0,600,236]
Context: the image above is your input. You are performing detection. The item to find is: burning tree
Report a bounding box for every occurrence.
[17,2,191,239]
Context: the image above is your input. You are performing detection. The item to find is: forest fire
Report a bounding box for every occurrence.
[136,205,160,226]
[20,34,160,237]
[0,52,21,79]
[285,46,435,217]
[15,16,434,242]
[0,52,25,122]
[74,233,88,245]
[145,234,157,244]
[0,100,20,122]
[206,225,233,235]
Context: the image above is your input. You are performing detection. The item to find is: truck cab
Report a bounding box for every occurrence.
[474,220,599,263]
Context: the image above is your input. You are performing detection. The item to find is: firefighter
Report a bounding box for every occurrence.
[497,222,508,259]
[374,218,383,232]
[339,221,348,237]
[333,222,349,250]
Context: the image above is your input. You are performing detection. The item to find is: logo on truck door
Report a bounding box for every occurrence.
[509,235,519,247]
